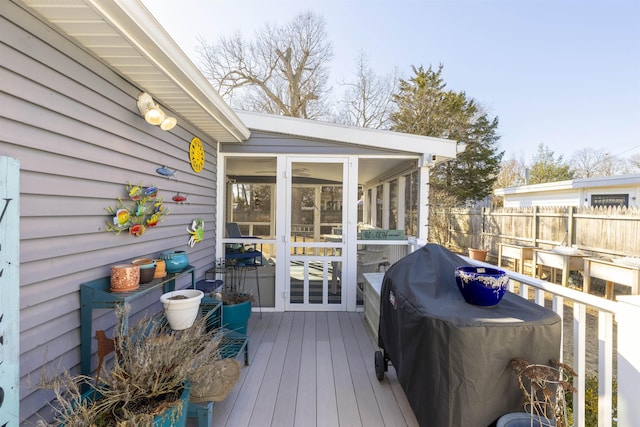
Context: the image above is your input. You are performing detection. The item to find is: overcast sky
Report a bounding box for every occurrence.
[141,0,640,163]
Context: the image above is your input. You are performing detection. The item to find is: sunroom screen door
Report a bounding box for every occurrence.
[285,158,347,311]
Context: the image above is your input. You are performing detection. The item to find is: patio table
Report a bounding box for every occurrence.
[583,257,640,299]
[378,244,561,427]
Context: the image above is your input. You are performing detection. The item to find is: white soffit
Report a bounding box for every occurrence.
[20,0,250,143]
[236,110,461,160]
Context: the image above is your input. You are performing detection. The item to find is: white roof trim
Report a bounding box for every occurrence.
[110,0,250,141]
[494,174,640,196]
[21,0,250,143]
[235,110,461,160]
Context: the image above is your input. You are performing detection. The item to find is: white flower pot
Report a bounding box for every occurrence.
[160,289,204,330]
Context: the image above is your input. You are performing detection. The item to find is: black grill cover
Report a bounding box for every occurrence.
[378,244,561,427]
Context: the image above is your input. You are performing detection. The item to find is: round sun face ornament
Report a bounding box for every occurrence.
[189,137,205,173]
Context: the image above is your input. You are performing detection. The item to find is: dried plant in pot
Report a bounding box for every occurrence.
[203,258,256,334]
[210,258,256,305]
[500,358,577,427]
[39,305,226,427]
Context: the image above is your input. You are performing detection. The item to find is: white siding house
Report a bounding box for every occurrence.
[494,174,640,208]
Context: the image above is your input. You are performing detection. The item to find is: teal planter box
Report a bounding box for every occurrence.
[153,385,190,427]
[222,300,252,334]
[75,384,190,427]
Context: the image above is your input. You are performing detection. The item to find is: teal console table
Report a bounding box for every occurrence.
[80,265,196,379]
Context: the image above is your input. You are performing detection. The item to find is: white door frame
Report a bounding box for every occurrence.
[280,155,358,311]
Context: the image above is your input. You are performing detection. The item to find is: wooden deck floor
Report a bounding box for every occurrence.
[205,311,419,427]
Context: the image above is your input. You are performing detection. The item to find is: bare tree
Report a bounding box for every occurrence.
[495,155,527,189]
[570,148,626,178]
[628,152,640,173]
[197,11,333,119]
[333,51,399,129]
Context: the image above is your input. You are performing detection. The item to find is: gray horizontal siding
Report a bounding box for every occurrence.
[1,3,219,424]
[221,130,414,156]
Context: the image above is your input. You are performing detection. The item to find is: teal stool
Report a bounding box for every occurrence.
[187,401,214,427]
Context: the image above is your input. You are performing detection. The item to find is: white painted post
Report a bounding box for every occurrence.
[616,295,640,426]
[0,156,20,425]
[417,165,430,240]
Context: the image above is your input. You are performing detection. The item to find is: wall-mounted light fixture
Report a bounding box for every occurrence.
[136,92,177,131]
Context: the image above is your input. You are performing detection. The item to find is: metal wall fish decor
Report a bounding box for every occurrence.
[172,193,188,204]
[156,165,178,180]
[105,182,169,236]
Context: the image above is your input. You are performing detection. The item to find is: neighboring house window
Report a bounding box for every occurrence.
[591,194,628,208]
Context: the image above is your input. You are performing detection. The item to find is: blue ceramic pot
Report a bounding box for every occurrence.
[161,250,189,273]
[455,266,509,307]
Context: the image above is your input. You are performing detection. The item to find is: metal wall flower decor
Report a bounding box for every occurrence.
[105,182,168,236]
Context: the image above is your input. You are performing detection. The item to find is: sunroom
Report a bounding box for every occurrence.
[218,110,461,313]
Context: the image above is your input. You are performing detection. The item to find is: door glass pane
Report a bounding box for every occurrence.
[320,185,342,234]
[290,186,315,254]
[229,183,273,237]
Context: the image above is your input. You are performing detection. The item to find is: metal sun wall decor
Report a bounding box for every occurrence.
[105,182,169,236]
[189,137,205,173]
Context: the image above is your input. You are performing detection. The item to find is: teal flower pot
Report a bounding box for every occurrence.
[222,300,252,334]
[161,250,189,273]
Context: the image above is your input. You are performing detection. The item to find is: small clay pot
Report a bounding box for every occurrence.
[131,259,155,284]
[139,264,157,284]
[110,264,140,292]
[468,248,488,261]
[132,257,154,267]
[153,259,167,279]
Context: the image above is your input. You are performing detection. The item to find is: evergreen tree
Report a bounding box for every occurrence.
[390,65,503,204]
[528,143,574,184]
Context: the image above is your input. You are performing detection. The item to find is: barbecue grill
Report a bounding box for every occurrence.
[375,244,561,427]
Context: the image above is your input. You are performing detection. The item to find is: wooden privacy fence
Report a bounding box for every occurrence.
[432,206,640,259]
